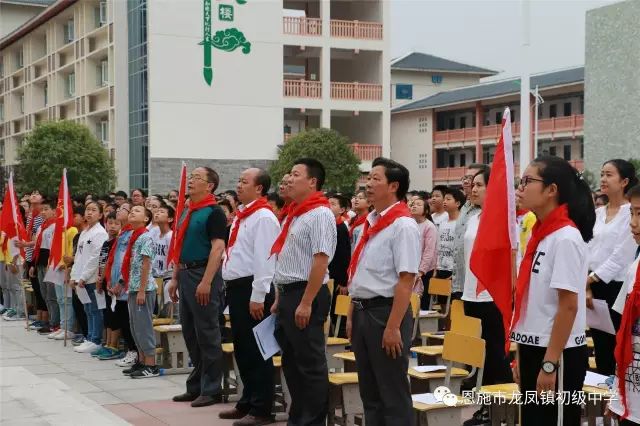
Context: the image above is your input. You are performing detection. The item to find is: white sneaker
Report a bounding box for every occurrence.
[115,350,138,367]
[53,331,74,340]
[75,341,100,353]
[47,329,63,339]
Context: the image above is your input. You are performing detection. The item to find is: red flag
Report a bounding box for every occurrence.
[469,107,517,355]
[0,172,27,253]
[167,162,187,267]
[49,169,74,269]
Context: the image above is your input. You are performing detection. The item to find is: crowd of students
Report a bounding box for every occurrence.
[0,155,639,426]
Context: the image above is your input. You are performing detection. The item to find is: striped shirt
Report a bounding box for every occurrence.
[274,206,337,285]
[25,214,44,263]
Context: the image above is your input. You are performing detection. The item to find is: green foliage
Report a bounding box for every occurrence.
[16,121,116,195]
[581,169,598,190]
[628,158,640,177]
[270,128,362,193]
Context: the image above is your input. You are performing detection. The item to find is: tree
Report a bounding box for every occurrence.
[16,121,116,195]
[270,128,361,193]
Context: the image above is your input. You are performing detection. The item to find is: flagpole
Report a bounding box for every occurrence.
[519,0,531,172]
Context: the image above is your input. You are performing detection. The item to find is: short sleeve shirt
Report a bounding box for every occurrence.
[179,206,228,263]
[127,233,157,292]
[436,220,456,272]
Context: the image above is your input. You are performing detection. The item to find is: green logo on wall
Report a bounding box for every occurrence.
[200,0,252,86]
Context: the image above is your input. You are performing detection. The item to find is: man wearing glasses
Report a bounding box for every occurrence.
[168,167,229,408]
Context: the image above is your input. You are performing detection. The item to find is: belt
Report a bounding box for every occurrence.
[178,260,208,270]
[275,281,306,294]
[351,296,394,310]
[225,276,254,286]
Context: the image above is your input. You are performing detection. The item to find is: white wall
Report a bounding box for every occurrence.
[147,0,282,160]
[0,3,44,38]
[391,70,483,108]
[390,110,432,190]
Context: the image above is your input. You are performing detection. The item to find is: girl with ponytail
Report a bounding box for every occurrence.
[511,156,595,425]
[588,159,639,376]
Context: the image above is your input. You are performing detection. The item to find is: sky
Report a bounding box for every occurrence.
[391,0,618,80]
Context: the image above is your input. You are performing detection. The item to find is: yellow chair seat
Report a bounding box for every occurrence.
[587,337,594,348]
[411,345,443,357]
[333,351,356,362]
[421,331,445,341]
[327,337,350,346]
[222,343,235,354]
[589,356,596,369]
[273,356,281,368]
[153,318,174,326]
[413,398,470,412]
[408,367,468,380]
[153,324,182,332]
[329,372,359,385]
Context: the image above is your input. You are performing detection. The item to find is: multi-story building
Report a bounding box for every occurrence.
[0,0,54,38]
[1,0,389,192]
[391,66,585,190]
[391,51,497,108]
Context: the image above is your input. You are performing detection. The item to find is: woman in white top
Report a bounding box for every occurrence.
[587,159,639,375]
[512,156,595,426]
[410,195,437,309]
[462,168,513,391]
[607,184,640,426]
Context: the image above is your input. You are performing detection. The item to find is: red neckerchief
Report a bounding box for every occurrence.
[347,202,411,283]
[33,218,55,263]
[336,215,345,226]
[270,192,329,256]
[278,201,294,224]
[104,224,133,286]
[511,204,576,331]
[349,213,367,239]
[614,260,640,420]
[226,197,272,262]
[170,194,217,264]
[26,208,41,238]
[121,226,148,290]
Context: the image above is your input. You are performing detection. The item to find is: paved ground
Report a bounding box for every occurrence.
[0,320,286,425]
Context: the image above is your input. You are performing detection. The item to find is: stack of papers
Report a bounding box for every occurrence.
[412,365,447,373]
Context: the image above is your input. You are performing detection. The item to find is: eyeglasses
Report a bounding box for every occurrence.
[518,176,545,189]
[189,175,209,183]
[117,207,130,213]
[461,175,474,182]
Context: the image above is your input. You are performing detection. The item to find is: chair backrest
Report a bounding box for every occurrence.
[428,278,452,297]
[442,332,485,368]
[450,299,464,323]
[450,314,482,338]
[410,293,420,319]
[334,295,351,317]
[327,279,335,298]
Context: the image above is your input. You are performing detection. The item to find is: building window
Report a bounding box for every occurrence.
[19,95,24,113]
[96,2,107,28]
[67,73,75,97]
[98,120,109,145]
[436,149,447,169]
[563,102,572,117]
[447,117,455,130]
[99,60,108,86]
[549,104,557,118]
[64,19,75,44]
[0,103,3,121]
[549,146,557,157]
[44,84,48,106]
[495,111,502,124]
[460,153,466,167]
[0,141,4,161]
[448,154,455,168]
[460,116,467,128]
[431,75,443,84]
[418,153,429,169]
[418,116,428,133]
[16,48,23,69]
[563,144,571,161]
[0,61,4,78]
[483,148,494,164]
[395,84,413,100]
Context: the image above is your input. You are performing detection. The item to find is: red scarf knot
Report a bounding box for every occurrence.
[121,226,148,290]
[169,194,217,264]
[226,197,273,263]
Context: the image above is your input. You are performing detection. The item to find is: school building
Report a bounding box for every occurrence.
[0,0,393,192]
[391,66,585,190]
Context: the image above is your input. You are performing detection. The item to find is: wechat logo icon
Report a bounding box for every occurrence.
[433,386,458,407]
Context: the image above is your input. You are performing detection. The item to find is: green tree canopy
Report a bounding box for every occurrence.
[270,128,361,193]
[16,121,116,195]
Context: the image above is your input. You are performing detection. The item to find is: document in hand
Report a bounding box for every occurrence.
[253,314,281,361]
[75,286,92,304]
[586,299,616,335]
[96,291,106,310]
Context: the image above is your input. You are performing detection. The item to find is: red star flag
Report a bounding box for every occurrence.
[49,168,74,269]
[470,107,518,355]
[0,172,27,255]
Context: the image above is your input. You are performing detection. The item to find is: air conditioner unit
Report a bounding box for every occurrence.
[99,2,107,25]
[101,60,108,86]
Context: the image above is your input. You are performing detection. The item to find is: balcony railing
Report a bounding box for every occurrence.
[330,20,383,40]
[282,17,322,36]
[433,159,585,182]
[434,114,584,145]
[283,79,322,98]
[331,82,382,101]
[351,143,381,161]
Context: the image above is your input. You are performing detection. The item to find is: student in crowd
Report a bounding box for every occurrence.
[429,185,449,228]
[69,205,88,345]
[220,168,280,426]
[328,193,352,338]
[266,192,285,217]
[114,191,128,207]
[411,195,437,309]
[219,199,235,240]
[608,184,640,425]
[442,187,465,298]
[32,198,57,334]
[47,211,79,340]
[2,206,27,321]
[271,158,336,425]
[96,212,123,360]
[435,188,457,281]
[277,174,293,224]
[461,168,513,426]
[347,157,420,425]
[588,159,639,375]
[168,189,179,204]
[152,203,174,316]
[168,167,228,407]
[511,156,595,425]
[145,196,162,233]
[70,202,109,354]
[19,192,46,330]
[349,190,370,252]
[124,205,159,378]
[131,188,147,207]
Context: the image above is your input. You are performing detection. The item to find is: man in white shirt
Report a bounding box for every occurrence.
[220,168,280,426]
[347,157,421,425]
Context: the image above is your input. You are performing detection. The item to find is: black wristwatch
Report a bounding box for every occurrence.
[541,360,558,374]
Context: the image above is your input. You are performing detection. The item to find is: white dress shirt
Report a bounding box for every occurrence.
[349,202,421,299]
[589,204,636,283]
[222,200,280,303]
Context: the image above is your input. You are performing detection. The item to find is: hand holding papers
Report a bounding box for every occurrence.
[253,314,281,360]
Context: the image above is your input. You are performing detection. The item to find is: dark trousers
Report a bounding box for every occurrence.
[464,301,512,385]
[419,270,434,311]
[226,276,275,417]
[519,343,587,426]
[590,280,623,375]
[351,303,414,426]
[274,283,330,426]
[72,290,88,336]
[27,261,47,312]
[178,266,224,397]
